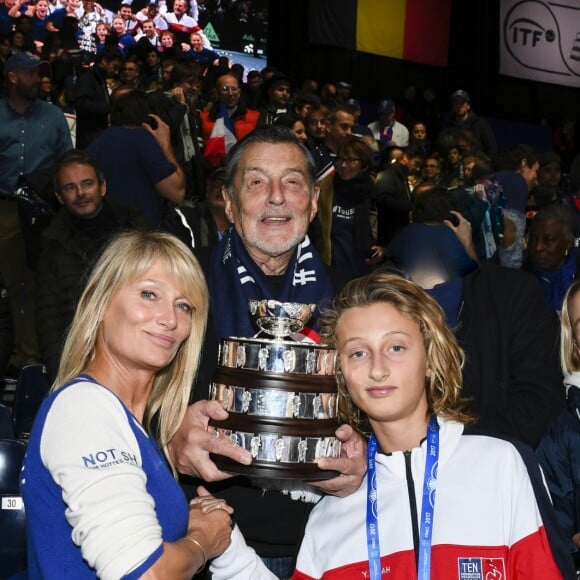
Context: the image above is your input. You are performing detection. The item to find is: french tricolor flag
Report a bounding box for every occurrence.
[203,103,237,169]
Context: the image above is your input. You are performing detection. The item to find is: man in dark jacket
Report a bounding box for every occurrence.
[36,150,148,380]
[456,263,564,448]
[74,47,123,148]
[441,89,498,160]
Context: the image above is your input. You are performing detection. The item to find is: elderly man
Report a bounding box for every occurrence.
[169,125,366,578]
[200,72,260,169]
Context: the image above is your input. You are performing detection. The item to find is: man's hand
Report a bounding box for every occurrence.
[444,210,479,263]
[310,424,367,497]
[142,113,172,150]
[168,400,252,481]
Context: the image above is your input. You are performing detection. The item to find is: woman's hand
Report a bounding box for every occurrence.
[187,486,233,560]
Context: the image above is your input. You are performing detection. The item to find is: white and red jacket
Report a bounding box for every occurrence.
[210,418,573,580]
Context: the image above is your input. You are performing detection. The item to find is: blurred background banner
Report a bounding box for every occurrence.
[500,0,580,88]
[308,0,453,67]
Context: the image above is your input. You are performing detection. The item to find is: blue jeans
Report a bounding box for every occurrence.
[261,555,294,579]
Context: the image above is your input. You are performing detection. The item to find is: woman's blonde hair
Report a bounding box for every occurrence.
[53,230,208,473]
[561,281,580,373]
[320,272,475,429]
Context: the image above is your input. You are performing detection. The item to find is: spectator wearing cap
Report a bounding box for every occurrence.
[335,80,352,104]
[258,72,292,125]
[0,51,73,368]
[345,98,373,140]
[368,98,409,149]
[441,89,498,160]
[0,51,72,197]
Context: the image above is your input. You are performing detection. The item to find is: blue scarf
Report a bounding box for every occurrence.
[533,253,578,312]
[209,229,335,340]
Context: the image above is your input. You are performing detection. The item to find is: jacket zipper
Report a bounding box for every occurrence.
[404,450,420,574]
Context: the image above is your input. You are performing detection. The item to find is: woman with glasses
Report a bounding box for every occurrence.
[312,136,383,279]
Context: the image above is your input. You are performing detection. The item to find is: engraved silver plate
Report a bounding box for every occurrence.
[211,383,338,419]
[215,428,341,464]
[219,338,336,375]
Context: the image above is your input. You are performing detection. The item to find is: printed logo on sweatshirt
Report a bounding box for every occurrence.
[458,557,506,580]
[81,448,138,469]
[332,204,355,220]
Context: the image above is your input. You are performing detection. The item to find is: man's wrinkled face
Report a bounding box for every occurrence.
[224,142,319,265]
[217,74,241,108]
[173,0,187,15]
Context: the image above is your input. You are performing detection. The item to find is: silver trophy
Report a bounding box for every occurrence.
[209,300,341,480]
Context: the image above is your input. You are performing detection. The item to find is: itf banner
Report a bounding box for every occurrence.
[500,0,580,88]
[309,0,452,67]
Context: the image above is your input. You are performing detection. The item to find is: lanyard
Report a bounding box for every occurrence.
[366,416,439,580]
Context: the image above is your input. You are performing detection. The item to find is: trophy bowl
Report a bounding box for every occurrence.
[249,299,316,339]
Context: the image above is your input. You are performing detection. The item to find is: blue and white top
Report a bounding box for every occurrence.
[21,374,188,579]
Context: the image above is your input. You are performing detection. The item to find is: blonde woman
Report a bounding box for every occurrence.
[537,281,580,570]
[22,231,232,579]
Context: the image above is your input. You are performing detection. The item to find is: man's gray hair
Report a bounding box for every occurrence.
[223,125,317,198]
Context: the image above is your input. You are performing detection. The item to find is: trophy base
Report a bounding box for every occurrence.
[210,454,339,481]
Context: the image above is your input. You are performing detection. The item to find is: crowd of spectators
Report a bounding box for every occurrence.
[3,2,580,573]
